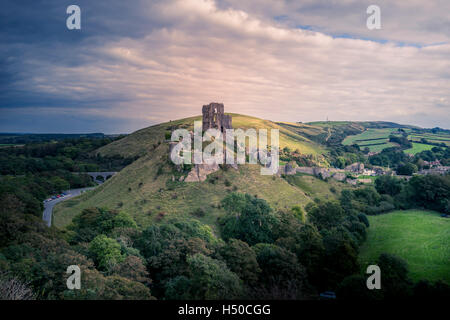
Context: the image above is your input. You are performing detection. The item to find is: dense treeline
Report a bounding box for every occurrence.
[0,135,448,300]
[0,138,137,218]
[388,134,412,149]
[0,133,115,145]
[2,186,448,300]
[339,174,450,215]
[328,144,366,169]
[368,146,450,175]
[0,137,135,175]
[0,203,154,299]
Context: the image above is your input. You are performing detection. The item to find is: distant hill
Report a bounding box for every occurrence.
[0,132,109,145]
[278,121,420,146]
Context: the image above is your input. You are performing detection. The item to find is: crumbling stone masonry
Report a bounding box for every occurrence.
[202,102,232,132]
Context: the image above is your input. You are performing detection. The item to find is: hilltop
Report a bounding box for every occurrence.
[53,114,345,231]
[95,114,327,158]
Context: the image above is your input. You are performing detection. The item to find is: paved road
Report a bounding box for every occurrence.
[42,187,95,227]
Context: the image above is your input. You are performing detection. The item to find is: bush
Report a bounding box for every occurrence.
[191,207,206,217]
[357,213,370,227]
[219,193,279,245]
[89,235,125,271]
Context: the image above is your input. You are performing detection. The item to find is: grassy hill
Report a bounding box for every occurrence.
[54,114,342,232]
[281,121,415,147]
[342,128,400,152]
[96,114,326,159]
[404,142,436,155]
[359,210,450,284]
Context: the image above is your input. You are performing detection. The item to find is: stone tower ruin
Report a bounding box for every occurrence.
[202,102,232,132]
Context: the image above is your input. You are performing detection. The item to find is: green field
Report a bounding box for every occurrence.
[342,128,398,152]
[359,210,450,284]
[408,132,450,147]
[404,142,435,155]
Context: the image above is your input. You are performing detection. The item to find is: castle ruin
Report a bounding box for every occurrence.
[202,102,232,132]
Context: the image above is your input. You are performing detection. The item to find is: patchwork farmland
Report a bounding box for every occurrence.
[408,133,450,147]
[343,128,450,154]
[342,128,401,152]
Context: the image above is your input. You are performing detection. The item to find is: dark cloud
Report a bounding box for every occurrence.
[1,0,449,133]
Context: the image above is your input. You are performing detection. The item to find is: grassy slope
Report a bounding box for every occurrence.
[54,114,338,231]
[276,121,327,137]
[342,128,405,152]
[409,132,450,147]
[96,114,326,159]
[283,173,347,200]
[359,210,450,284]
[54,142,327,232]
[404,143,435,155]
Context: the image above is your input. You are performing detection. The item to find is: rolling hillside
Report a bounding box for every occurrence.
[54,116,432,231]
[359,210,450,284]
[54,114,340,231]
[96,114,326,159]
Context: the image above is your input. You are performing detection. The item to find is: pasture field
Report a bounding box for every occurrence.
[408,132,450,147]
[404,142,435,155]
[359,210,450,284]
[342,128,399,152]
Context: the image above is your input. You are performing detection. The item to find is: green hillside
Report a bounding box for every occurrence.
[359,210,450,284]
[97,114,326,159]
[404,142,435,155]
[54,114,341,231]
[342,128,399,152]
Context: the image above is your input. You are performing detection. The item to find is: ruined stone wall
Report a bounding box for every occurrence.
[202,102,232,132]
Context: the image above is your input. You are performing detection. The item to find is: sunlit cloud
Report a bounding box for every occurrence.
[0,0,449,133]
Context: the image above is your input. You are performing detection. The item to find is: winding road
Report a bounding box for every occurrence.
[42,171,117,227]
[42,187,95,227]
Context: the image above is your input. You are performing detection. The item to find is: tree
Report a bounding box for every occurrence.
[252,243,306,291]
[291,206,305,223]
[397,162,417,175]
[113,211,137,229]
[219,193,279,245]
[164,276,193,299]
[147,237,211,292]
[219,239,261,284]
[320,227,360,289]
[50,176,69,192]
[357,213,370,227]
[187,254,244,300]
[0,272,35,300]
[89,235,125,272]
[70,208,137,243]
[306,201,345,231]
[375,175,403,196]
[101,275,154,300]
[407,175,450,213]
[111,255,151,285]
[377,253,412,299]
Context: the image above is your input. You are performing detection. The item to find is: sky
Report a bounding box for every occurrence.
[0,0,449,133]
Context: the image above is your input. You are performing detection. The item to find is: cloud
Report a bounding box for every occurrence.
[0,0,449,133]
[218,0,450,45]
